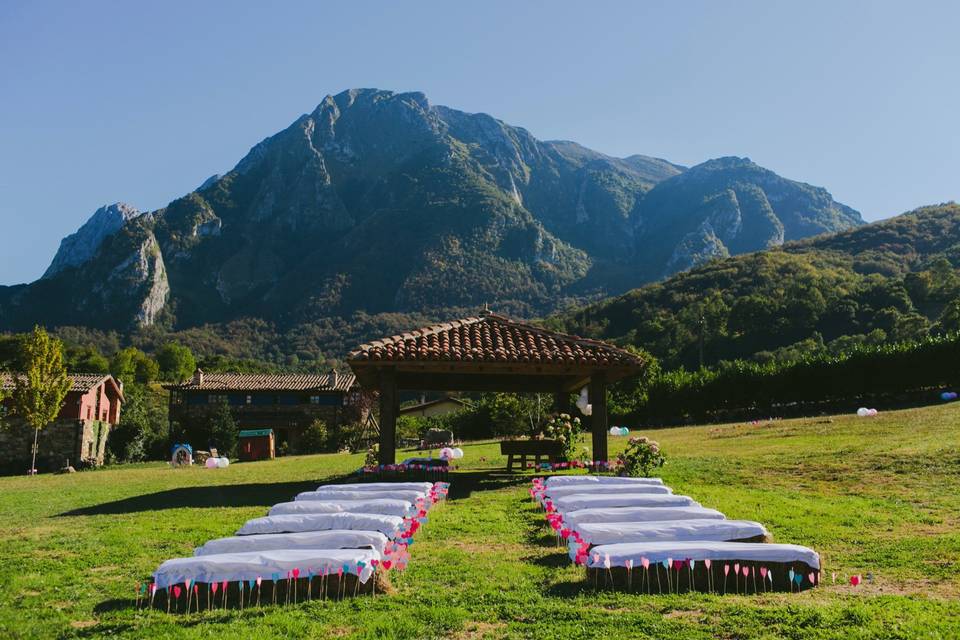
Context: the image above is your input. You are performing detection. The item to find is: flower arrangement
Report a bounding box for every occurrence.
[617,436,665,477]
[544,413,582,461]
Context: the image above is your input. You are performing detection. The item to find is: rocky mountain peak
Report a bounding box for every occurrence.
[43,202,143,278]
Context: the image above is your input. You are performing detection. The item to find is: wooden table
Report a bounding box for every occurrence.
[500,439,565,471]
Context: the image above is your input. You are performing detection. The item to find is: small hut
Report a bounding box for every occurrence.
[238,429,275,461]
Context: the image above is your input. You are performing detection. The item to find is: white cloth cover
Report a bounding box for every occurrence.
[317,482,434,492]
[563,506,726,528]
[586,541,820,570]
[154,548,380,588]
[296,489,426,503]
[570,519,769,547]
[544,476,664,487]
[553,492,687,514]
[269,499,414,518]
[237,512,406,538]
[544,484,676,501]
[195,530,390,556]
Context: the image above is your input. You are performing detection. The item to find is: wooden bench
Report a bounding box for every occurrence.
[500,439,565,472]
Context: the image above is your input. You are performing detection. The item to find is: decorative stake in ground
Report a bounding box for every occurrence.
[704,559,712,593]
[626,559,634,591]
[723,563,729,595]
[641,557,650,594]
[211,581,219,610]
[256,576,262,607]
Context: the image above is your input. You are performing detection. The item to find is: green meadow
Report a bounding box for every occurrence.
[1,403,959,639]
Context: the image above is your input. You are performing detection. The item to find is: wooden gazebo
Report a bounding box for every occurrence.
[346,311,646,465]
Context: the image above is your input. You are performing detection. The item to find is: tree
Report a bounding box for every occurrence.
[207,404,238,457]
[110,347,159,384]
[156,343,196,382]
[9,327,72,474]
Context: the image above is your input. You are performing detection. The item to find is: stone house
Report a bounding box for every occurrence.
[164,369,364,453]
[0,373,124,473]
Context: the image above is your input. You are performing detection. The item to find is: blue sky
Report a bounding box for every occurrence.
[1,1,957,285]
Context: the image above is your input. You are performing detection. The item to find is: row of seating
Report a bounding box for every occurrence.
[531,475,819,593]
[149,481,449,611]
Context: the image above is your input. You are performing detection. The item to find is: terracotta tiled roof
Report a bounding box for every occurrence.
[1,372,117,393]
[348,312,643,368]
[166,372,356,393]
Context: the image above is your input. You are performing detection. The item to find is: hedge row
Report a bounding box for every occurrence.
[635,333,960,422]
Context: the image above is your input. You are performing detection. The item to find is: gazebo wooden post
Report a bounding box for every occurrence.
[378,369,398,465]
[589,373,609,464]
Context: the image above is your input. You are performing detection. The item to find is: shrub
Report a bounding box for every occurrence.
[298,419,329,454]
[543,413,582,461]
[617,436,666,477]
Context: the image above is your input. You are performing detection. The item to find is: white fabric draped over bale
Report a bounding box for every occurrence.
[154,548,381,589]
[569,520,769,549]
[544,484,678,502]
[318,482,435,492]
[552,492,690,514]
[195,530,389,556]
[269,499,414,518]
[295,489,426,503]
[237,512,407,538]
[586,541,820,570]
[563,506,726,528]
[544,476,664,487]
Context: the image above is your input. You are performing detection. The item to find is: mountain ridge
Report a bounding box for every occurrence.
[0,89,863,351]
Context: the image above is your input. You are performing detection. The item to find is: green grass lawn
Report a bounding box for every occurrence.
[1,404,960,639]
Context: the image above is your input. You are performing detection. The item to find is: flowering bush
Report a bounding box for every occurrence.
[544,413,582,461]
[364,443,379,468]
[617,436,665,477]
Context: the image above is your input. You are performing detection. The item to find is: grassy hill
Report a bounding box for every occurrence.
[1,403,959,638]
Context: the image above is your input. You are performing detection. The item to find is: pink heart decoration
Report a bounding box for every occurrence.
[292,568,300,579]
[760,567,767,578]
[256,576,262,587]
[742,566,749,577]
[809,572,815,585]
[641,557,650,569]
[212,582,219,594]
[704,559,711,570]
[382,560,393,570]
[172,586,181,599]
[850,575,861,586]
[724,564,730,576]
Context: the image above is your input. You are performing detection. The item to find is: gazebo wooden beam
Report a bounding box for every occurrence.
[378,369,398,466]
[589,373,609,463]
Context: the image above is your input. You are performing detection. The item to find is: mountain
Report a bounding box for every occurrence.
[547,203,960,370]
[43,202,143,278]
[0,89,863,359]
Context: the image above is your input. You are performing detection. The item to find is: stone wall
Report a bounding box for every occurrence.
[0,416,109,474]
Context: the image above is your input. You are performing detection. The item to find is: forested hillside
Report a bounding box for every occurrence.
[549,203,960,370]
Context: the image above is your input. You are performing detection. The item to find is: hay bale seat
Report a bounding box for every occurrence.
[542,484,675,502]
[585,541,820,593]
[318,482,436,492]
[542,475,665,487]
[562,506,727,528]
[569,520,772,551]
[551,492,696,514]
[150,570,393,611]
[195,530,390,556]
[296,489,428,503]
[236,512,407,538]
[269,499,415,518]
[153,549,389,608]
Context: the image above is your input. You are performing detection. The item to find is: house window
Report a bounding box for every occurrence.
[208,394,228,404]
[309,395,321,405]
[246,395,252,405]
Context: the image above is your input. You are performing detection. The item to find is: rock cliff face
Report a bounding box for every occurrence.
[1,89,862,333]
[43,203,142,278]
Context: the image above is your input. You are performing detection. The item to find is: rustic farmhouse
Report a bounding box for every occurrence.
[0,373,124,472]
[164,369,364,453]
